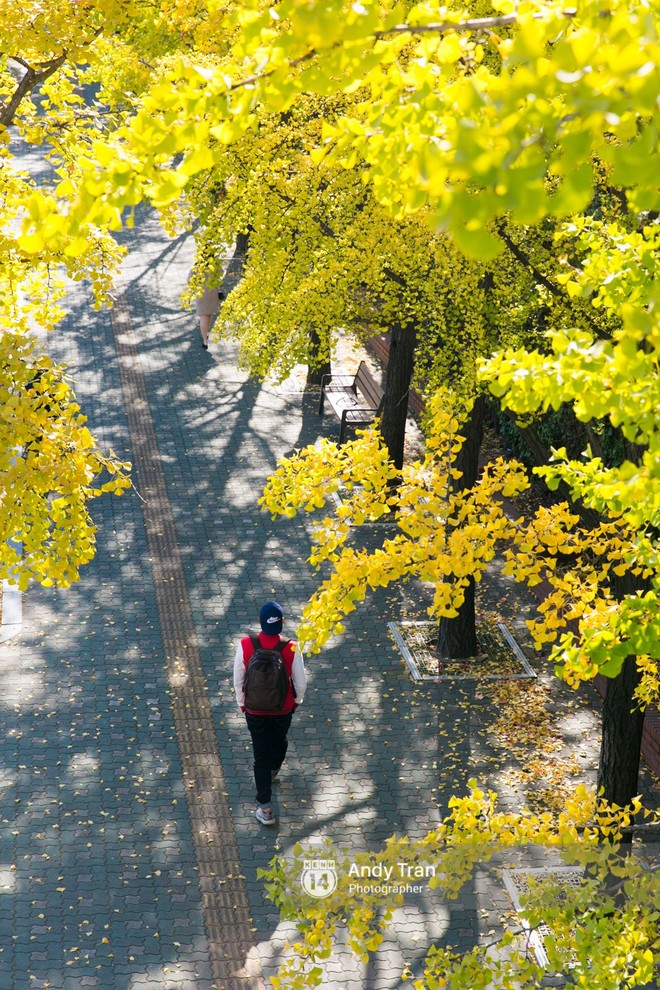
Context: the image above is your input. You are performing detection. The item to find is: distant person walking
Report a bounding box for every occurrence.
[233,601,307,825]
[194,282,224,349]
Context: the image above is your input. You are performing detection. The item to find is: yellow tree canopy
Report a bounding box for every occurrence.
[4,0,657,672]
[4,0,656,681]
[481,216,660,705]
[261,383,659,706]
[0,0,155,586]
[40,0,659,250]
[179,85,619,396]
[0,336,130,588]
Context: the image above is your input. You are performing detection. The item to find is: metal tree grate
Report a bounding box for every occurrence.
[389,618,536,682]
[502,866,585,968]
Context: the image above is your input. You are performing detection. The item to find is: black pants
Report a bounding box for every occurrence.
[245,712,293,805]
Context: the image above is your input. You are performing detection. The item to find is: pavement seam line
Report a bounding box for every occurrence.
[110,291,262,989]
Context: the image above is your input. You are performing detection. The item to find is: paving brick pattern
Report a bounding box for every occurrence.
[109,293,258,989]
[0,235,214,986]
[1,188,657,990]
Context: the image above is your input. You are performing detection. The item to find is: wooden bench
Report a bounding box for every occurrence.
[318,361,385,443]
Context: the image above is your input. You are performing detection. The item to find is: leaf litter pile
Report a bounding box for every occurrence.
[481,679,585,813]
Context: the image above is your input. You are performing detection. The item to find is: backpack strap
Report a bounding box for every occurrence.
[248,635,289,655]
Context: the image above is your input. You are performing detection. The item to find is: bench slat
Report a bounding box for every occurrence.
[319,360,385,442]
[342,407,379,424]
[354,364,382,403]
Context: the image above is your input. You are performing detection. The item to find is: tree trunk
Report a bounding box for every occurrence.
[436,578,477,660]
[235,230,250,256]
[597,570,648,822]
[501,410,647,812]
[305,327,331,389]
[436,395,487,660]
[597,656,645,818]
[501,408,601,530]
[453,394,486,493]
[379,322,417,470]
[224,231,251,289]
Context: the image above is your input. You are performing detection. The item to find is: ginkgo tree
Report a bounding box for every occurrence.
[178,90,618,486]
[15,0,657,646]
[118,6,659,980]
[173,0,660,841]
[181,131,498,473]
[47,0,659,245]
[261,328,658,791]
[186,105,634,665]
[11,0,652,799]
[481,214,660,810]
[0,0,154,587]
[0,335,130,588]
[0,0,234,585]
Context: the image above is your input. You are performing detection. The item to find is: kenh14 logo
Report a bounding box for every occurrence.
[300,858,338,899]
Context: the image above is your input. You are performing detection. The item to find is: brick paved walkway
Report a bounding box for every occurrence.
[1,195,657,990]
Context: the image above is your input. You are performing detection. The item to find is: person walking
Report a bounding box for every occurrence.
[195,283,224,349]
[233,601,307,825]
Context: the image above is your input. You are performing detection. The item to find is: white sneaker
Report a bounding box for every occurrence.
[256,804,276,825]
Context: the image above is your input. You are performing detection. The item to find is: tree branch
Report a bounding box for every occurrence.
[495,221,563,299]
[1,28,104,129]
[382,266,407,289]
[495,220,612,343]
[1,55,67,127]
[262,178,409,296]
[500,408,601,529]
[229,8,578,93]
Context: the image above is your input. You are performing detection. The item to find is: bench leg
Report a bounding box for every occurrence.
[318,390,325,416]
[339,413,347,444]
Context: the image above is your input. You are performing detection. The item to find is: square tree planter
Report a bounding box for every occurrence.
[388,617,536,682]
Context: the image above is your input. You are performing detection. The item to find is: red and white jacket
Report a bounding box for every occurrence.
[233,632,307,716]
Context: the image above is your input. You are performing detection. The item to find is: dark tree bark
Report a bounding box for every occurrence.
[379,321,417,470]
[1,54,70,128]
[597,569,648,821]
[305,327,331,389]
[436,395,487,660]
[436,577,478,660]
[498,399,650,809]
[234,230,250,256]
[223,230,252,292]
[502,412,648,809]
[453,394,487,492]
[597,656,645,820]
